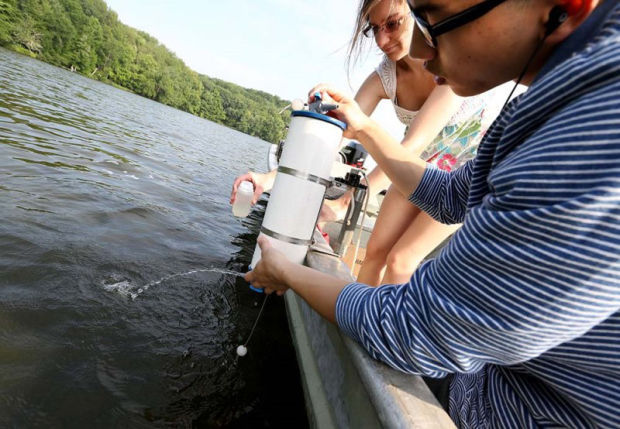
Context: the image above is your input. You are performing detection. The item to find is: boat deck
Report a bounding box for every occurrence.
[284,229,455,428]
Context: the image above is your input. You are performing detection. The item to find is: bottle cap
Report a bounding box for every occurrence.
[239,181,254,193]
[291,99,304,110]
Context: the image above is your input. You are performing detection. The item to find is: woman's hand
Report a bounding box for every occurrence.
[245,236,292,295]
[230,171,270,205]
[308,84,370,139]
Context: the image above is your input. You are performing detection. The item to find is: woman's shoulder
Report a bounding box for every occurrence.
[356,68,390,106]
[375,54,395,74]
[375,55,396,100]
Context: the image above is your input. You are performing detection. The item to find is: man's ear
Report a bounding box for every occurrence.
[562,0,592,16]
[544,5,569,36]
[542,0,597,42]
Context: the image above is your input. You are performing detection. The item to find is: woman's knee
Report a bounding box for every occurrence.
[364,238,391,264]
[385,246,425,273]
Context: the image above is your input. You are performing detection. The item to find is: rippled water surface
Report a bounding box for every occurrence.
[0,48,307,428]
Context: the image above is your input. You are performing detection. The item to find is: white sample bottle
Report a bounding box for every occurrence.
[232,180,254,218]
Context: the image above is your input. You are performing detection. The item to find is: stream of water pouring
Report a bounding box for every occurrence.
[103,267,246,300]
[103,267,268,359]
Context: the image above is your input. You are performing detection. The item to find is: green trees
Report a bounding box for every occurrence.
[0,0,21,47]
[199,76,226,124]
[0,0,290,143]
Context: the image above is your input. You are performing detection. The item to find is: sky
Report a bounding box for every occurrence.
[103,0,406,139]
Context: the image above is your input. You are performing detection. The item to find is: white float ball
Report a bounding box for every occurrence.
[236,345,248,357]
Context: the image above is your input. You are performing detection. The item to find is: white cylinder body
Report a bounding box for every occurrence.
[251,112,345,268]
[232,180,254,218]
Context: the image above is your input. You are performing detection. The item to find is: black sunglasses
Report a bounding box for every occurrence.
[408,0,508,48]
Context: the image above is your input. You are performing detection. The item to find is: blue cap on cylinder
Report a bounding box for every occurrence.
[291,110,346,131]
[248,265,264,293]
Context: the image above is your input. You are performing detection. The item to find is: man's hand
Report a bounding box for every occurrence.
[245,236,292,296]
[308,84,370,140]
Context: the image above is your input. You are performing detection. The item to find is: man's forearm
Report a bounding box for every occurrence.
[357,119,428,198]
[282,262,349,324]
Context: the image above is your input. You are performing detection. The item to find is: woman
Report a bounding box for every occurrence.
[231,0,490,286]
[327,0,493,286]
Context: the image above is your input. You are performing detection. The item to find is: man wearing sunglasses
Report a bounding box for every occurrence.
[407,0,590,95]
[248,1,619,427]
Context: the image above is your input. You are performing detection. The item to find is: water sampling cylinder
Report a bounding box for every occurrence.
[249,102,345,291]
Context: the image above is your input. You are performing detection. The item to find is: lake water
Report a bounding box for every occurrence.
[0,48,307,428]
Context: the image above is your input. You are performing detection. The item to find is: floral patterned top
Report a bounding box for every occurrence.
[375,55,500,172]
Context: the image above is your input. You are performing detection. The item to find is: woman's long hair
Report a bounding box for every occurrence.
[346,0,405,81]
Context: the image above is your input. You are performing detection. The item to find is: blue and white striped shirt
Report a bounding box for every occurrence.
[336,3,620,428]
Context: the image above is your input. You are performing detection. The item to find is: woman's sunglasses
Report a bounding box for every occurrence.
[363,15,407,38]
[407,0,507,48]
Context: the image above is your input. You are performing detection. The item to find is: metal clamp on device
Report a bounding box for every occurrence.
[249,95,346,293]
[329,169,368,257]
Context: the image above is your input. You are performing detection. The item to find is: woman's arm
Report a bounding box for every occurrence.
[354,71,387,116]
[401,85,463,155]
[364,85,464,196]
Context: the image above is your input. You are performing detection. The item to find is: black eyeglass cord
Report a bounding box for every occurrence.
[501,33,550,112]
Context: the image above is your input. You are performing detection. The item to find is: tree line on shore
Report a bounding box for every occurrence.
[0,0,290,143]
